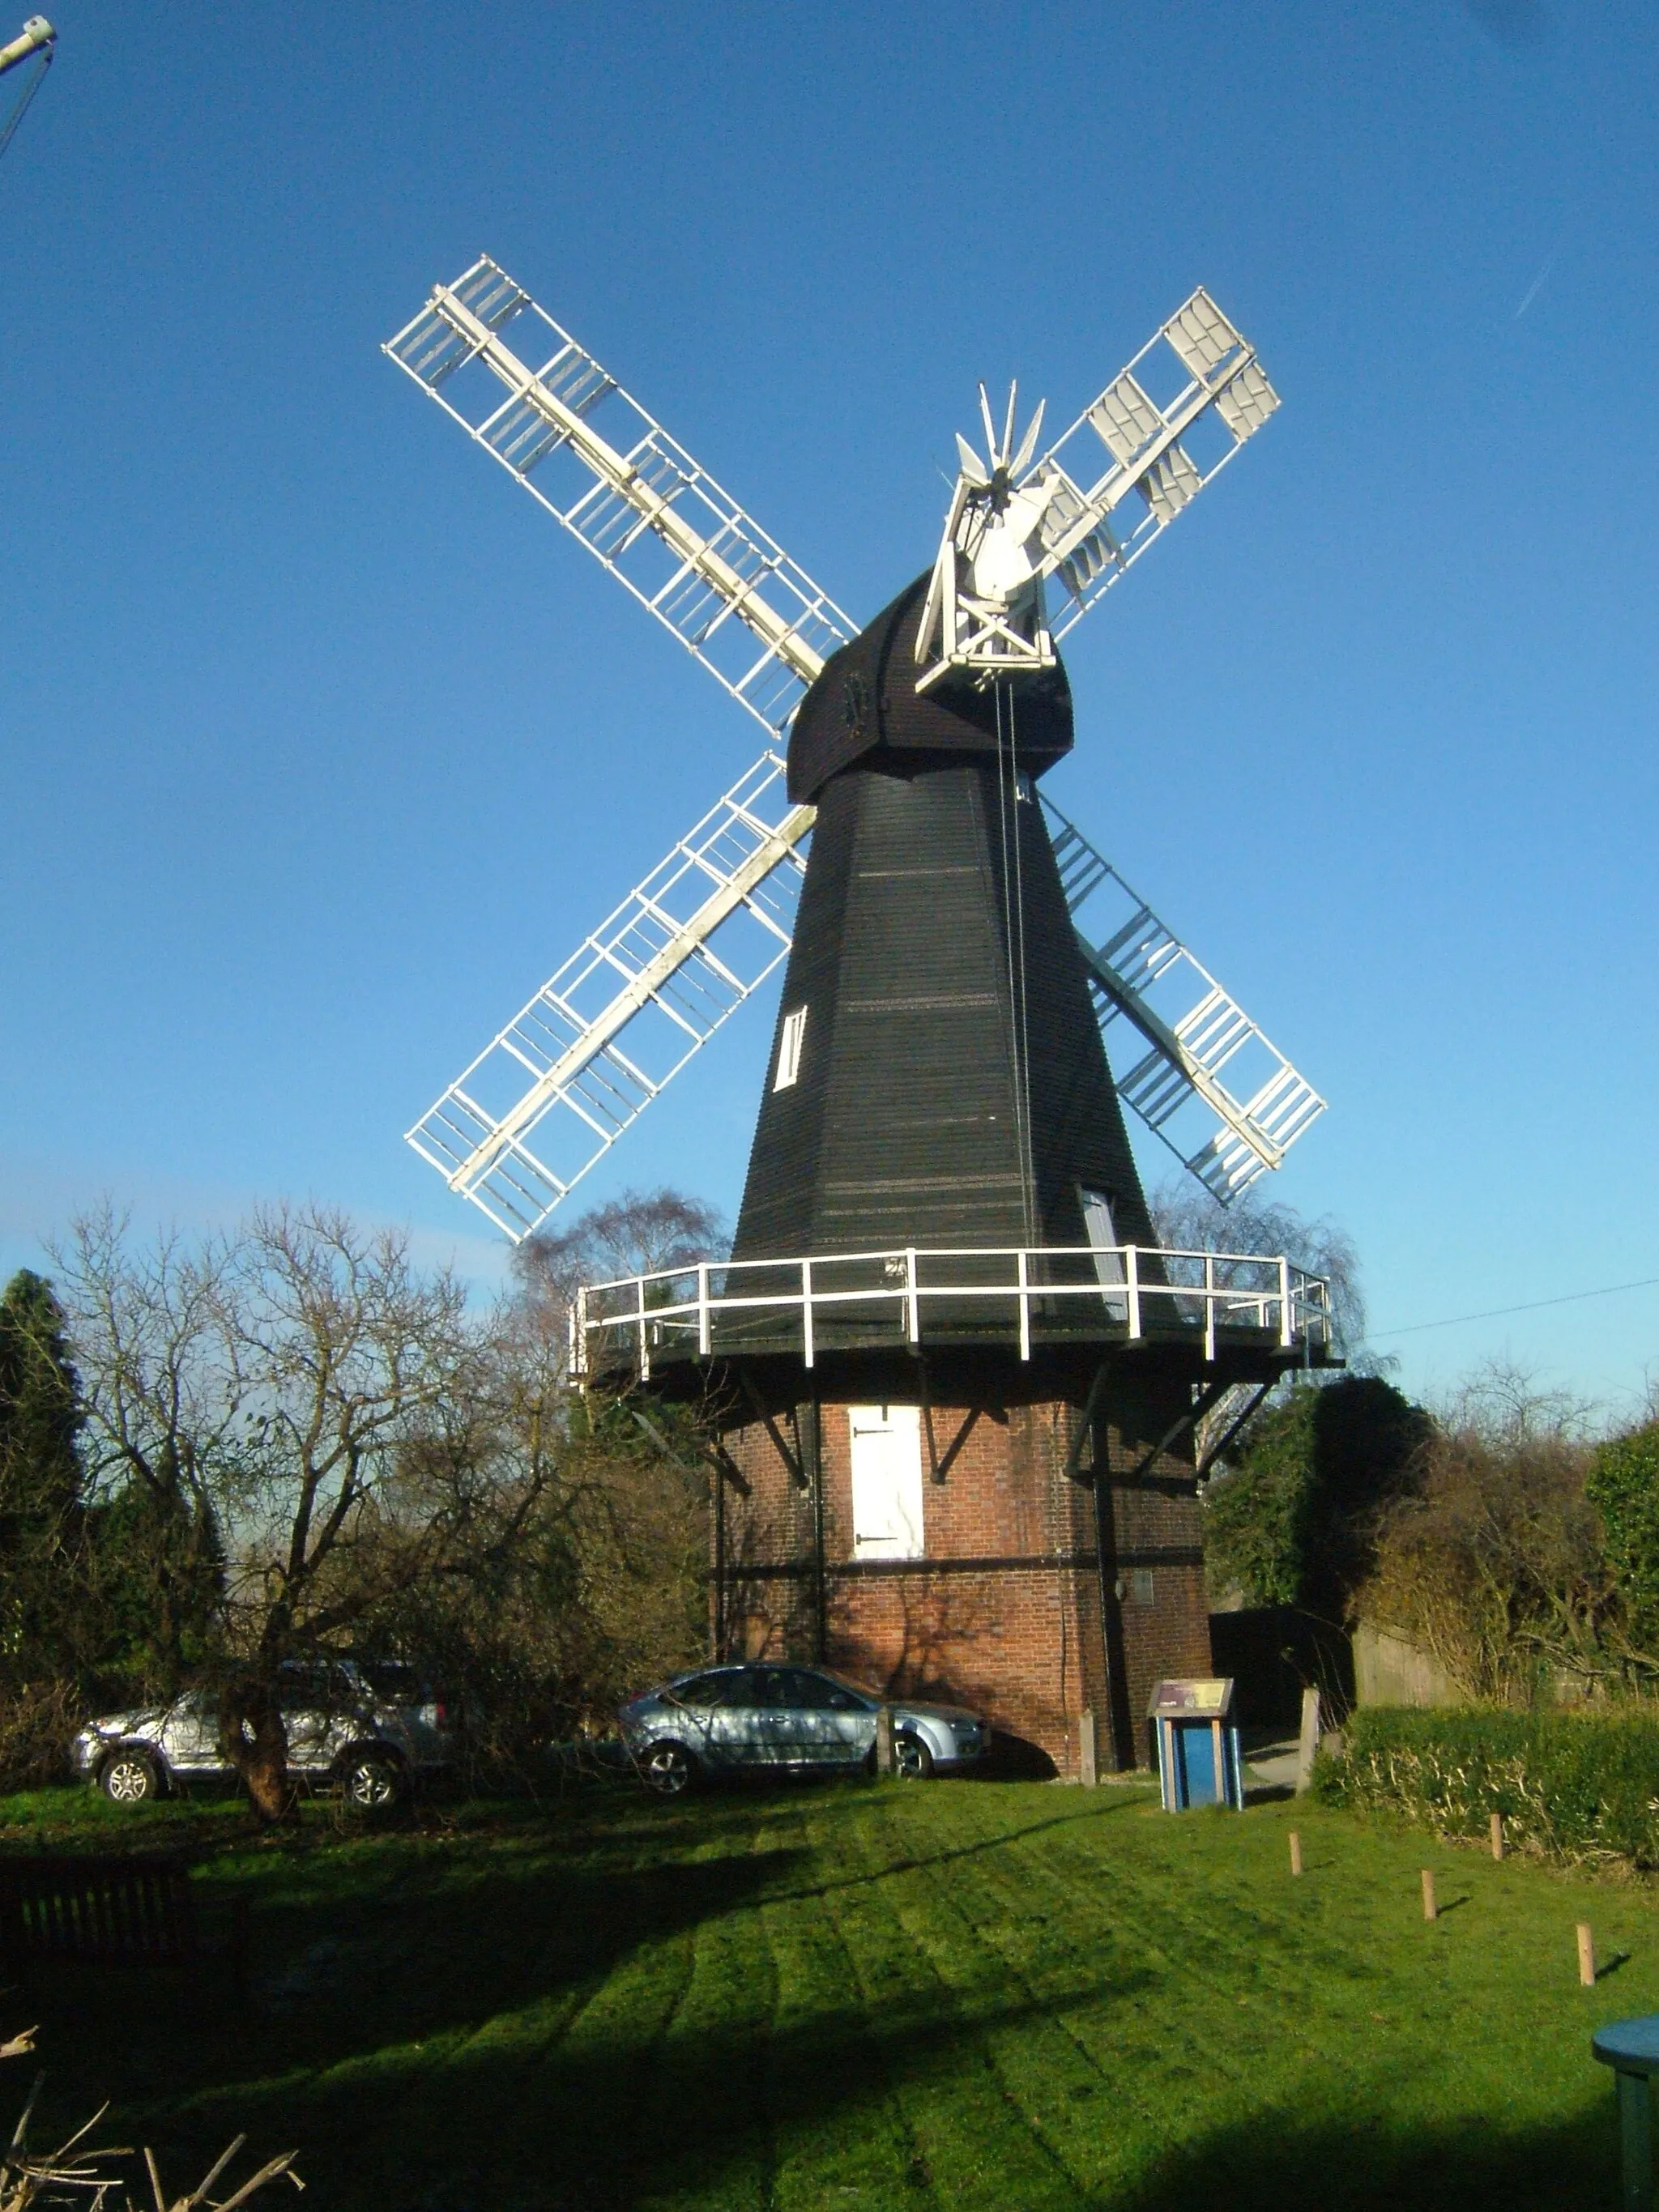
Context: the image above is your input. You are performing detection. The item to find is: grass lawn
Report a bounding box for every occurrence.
[2,1775,1649,2209]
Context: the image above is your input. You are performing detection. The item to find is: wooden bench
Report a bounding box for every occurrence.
[0,1853,247,1982]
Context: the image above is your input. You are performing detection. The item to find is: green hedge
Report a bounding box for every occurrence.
[1318,1704,1659,1867]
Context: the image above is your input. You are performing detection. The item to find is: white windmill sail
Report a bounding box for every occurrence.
[406,749,814,1240]
[387,259,850,1235]
[1042,795,1325,1198]
[385,256,854,733]
[387,260,1320,1239]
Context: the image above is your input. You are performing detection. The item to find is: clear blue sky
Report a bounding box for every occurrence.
[3,1,1655,1416]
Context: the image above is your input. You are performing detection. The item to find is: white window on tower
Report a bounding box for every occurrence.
[774,1004,808,1091]
[848,1404,924,1561]
[1080,1187,1128,1321]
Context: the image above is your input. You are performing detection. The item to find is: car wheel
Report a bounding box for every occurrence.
[341,1751,403,1810]
[893,1732,934,1780]
[641,1739,699,1796]
[100,1750,162,1804]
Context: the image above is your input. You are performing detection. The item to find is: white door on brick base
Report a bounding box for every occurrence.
[849,1404,924,1561]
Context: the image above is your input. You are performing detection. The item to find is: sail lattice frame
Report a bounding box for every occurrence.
[385,257,853,735]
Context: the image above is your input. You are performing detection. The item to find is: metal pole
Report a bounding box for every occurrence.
[802,1256,815,1369]
[697,1263,710,1357]
[906,1247,919,1345]
[810,1395,826,1664]
[1126,1246,1141,1340]
[1278,1255,1293,1349]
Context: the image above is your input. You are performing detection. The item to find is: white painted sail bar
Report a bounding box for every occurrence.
[384,257,851,735]
[1030,287,1280,637]
[406,751,812,1240]
[1043,794,1325,1199]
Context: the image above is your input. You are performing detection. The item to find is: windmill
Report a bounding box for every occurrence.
[384,260,1333,1775]
[386,260,1323,1245]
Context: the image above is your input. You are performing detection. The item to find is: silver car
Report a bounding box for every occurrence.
[619,1662,988,1795]
[70,1660,455,1809]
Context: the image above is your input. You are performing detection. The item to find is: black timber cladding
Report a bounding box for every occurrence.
[733,586,1153,1264]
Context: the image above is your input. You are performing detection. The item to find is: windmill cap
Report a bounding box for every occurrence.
[787,572,1074,807]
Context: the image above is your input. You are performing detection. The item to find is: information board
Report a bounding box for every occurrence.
[1148,1677,1235,1718]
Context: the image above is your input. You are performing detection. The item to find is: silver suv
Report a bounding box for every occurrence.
[71,1660,455,1809]
[619,1662,987,1795]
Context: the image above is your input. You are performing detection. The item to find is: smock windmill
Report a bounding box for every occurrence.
[385,259,1323,1245]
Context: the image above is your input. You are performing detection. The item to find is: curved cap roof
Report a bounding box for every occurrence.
[786,572,1074,806]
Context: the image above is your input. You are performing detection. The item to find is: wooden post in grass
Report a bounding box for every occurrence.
[1579,1924,1597,1988]
[1080,1708,1098,1789]
[1422,1869,1437,1922]
[1289,1831,1303,1877]
[1491,1812,1504,1860]
[876,1704,896,1778]
[1294,1686,1320,1795]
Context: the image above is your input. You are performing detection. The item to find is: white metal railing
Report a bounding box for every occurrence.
[571,1244,1332,1381]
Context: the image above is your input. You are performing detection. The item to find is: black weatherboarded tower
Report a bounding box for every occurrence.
[733,575,1155,1264]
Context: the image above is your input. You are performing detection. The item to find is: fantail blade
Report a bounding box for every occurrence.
[954,431,990,487]
[977,384,999,469]
[1010,398,1045,479]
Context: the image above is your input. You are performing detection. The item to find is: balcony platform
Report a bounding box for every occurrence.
[574,1242,1337,1404]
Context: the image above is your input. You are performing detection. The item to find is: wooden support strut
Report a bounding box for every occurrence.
[706,1438,753,1499]
[1194,1382,1273,1480]
[630,1406,753,1499]
[915,1362,983,1485]
[735,1367,808,1490]
[1063,1359,1115,1482]
[1119,1376,1236,1487]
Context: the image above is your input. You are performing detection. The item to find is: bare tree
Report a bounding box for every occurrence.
[1151,1180,1372,1475]
[53,1207,241,1687]
[1361,1360,1608,1701]
[1149,1179,1368,1360]
[513,1186,726,1360]
[58,1203,493,1822]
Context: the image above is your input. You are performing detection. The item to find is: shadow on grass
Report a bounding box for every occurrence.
[1111,2110,1612,2212]
[7,1786,1620,2212]
[53,1971,1619,2212]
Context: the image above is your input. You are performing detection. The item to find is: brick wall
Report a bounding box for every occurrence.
[715,1370,1212,1775]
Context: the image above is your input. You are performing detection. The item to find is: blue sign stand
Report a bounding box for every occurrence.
[1149,1678,1243,1811]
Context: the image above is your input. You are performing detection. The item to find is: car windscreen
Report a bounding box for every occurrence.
[671,1670,757,1708]
[358,1661,427,1703]
[815,1669,881,1707]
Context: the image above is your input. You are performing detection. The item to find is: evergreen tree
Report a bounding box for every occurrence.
[0,1268,87,1675]
[1204,1375,1431,1618]
[1587,1421,1659,1662]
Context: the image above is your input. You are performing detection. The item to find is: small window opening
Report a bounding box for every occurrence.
[1080,1187,1128,1321]
[774,1004,808,1091]
[1132,1568,1156,1607]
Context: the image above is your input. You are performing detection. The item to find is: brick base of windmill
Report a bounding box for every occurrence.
[714,1375,1211,1778]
